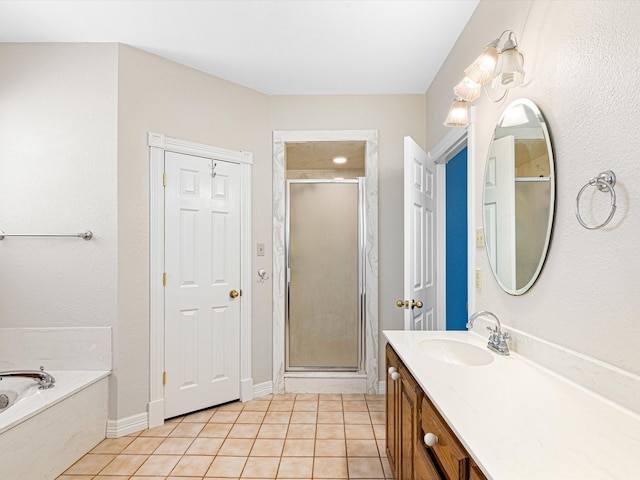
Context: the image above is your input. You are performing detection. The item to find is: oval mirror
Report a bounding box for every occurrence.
[482,98,555,295]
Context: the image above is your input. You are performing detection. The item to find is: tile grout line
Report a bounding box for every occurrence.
[59,392,388,479]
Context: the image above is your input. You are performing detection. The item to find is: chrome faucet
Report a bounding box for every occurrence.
[467,311,510,356]
[0,366,56,389]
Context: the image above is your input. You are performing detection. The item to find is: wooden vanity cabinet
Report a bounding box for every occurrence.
[386,343,488,480]
[386,344,401,478]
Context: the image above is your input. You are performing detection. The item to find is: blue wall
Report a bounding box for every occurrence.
[446,147,468,330]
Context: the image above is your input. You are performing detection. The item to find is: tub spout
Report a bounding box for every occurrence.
[0,366,56,389]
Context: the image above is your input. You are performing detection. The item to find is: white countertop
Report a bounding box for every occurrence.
[384,330,640,479]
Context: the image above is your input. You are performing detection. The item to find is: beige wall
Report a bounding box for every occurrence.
[0,41,425,422]
[0,48,117,325]
[0,44,118,330]
[270,94,426,378]
[0,43,120,411]
[427,0,640,375]
[116,45,272,418]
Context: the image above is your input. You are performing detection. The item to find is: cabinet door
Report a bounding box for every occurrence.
[470,463,488,480]
[386,344,401,478]
[415,441,445,480]
[400,365,422,480]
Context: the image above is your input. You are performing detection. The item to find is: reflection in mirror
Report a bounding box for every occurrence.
[483,99,555,295]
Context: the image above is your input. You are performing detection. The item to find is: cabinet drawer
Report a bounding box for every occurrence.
[421,396,469,480]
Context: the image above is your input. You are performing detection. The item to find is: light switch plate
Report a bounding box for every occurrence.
[257,242,265,256]
[475,228,485,248]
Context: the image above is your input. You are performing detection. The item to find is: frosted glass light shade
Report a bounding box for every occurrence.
[500,103,529,127]
[492,47,525,89]
[453,77,482,102]
[464,44,499,85]
[444,99,468,127]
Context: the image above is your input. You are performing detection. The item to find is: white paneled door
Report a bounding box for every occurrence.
[403,137,436,331]
[484,135,516,291]
[164,151,241,419]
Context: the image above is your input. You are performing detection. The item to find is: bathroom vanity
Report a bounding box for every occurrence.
[385,330,640,479]
[386,342,486,480]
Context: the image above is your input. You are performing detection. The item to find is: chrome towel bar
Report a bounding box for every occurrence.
[0,230,93,240]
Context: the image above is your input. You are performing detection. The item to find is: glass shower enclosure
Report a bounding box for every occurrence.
[285,178,366,372]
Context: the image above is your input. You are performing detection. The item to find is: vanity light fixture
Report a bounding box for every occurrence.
[332,156,347,164]
[444,99,469,127]
[444,30,525,127]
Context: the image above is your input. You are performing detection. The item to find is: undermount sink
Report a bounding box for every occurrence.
[418,339,494,366]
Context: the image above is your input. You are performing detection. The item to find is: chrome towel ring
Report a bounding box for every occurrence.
[575,171,617,230]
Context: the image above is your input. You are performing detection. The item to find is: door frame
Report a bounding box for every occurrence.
[427,115,473,330]
[148,132,253,428]
[272,130,379,394]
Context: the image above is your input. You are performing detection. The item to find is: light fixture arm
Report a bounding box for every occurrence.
[494,30,517,51]
[482,83,508,103]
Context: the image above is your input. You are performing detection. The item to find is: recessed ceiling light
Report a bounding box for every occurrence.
[333,156,347,164]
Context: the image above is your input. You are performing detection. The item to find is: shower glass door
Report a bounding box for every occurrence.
[286,179,365,371]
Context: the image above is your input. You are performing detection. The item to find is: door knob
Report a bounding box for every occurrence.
[229,289,240,299]
[396,300,407,308]
[411,300,423,309]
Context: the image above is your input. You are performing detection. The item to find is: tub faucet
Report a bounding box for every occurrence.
[0,366,56,389]
[467,311,510,356]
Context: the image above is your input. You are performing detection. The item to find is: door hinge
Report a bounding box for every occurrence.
[163,272,167,286]
[163,371,167,386]
[163,172,167,187]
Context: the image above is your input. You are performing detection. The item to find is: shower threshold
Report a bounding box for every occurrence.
[283,371,368,394]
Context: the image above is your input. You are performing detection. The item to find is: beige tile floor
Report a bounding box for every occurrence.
[58,393,392,480]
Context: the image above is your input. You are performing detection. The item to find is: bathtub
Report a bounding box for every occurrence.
[0,370,109,480]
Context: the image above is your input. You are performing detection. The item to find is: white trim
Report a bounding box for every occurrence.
[240,154,253,402]
[253,381,274,399]
[106,412,148,438]
[378,380,385,395]
[467,107,477,315]
[429,127,469,165]
[428,127,469,331]
[147,399,164,428]
[148,132,252,428]
[435,164,447,331]
[272,130,379,394]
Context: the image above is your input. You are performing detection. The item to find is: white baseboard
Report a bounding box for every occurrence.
[106,412,148,438]
[253,380,273,398]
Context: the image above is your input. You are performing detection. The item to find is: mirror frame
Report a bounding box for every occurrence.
[483,98,556,295]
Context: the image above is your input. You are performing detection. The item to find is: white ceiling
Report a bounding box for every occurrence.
[0,0,478,95]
